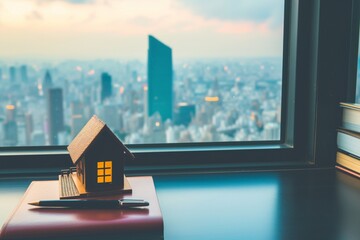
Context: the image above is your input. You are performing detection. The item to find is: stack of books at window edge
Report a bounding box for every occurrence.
[336,102,360,178]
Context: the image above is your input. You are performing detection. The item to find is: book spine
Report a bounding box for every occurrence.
[337,132,360,157]
[335,165,360,178]
[341,122,360,133]
[337,151,360,165]
[336,154,360,173]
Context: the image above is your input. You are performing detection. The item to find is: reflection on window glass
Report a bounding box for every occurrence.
[0,0,284,146]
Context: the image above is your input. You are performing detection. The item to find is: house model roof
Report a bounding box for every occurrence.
[67,115,134,164]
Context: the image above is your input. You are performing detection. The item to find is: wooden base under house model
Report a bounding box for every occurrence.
[59,115,135,199]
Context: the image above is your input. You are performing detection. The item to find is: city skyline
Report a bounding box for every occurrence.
[0,0,284,60]
[0,53,283,146]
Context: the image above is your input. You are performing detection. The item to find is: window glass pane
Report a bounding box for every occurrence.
[0,0,284,146]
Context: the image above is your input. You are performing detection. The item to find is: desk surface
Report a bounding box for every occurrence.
[1,168,359,240]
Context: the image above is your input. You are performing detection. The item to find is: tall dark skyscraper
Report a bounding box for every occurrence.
[101,72,112,103]
[147,35,173,121]
[47,88,64,145]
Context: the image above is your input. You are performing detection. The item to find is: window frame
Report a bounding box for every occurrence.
[347,0,360,102]
[0,0,356,176]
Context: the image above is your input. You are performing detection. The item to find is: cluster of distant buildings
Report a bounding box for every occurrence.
[0,35,282,147]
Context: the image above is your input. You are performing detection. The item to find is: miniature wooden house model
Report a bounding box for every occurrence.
[60,115,134,199]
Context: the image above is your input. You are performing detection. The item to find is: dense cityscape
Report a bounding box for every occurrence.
[0,36,282,147]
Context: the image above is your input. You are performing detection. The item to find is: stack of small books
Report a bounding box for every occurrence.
[336,102,360,178]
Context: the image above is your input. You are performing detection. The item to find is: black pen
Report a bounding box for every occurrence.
[28,199,149,209]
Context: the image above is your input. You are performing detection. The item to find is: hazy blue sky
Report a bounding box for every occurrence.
[0,0,284,60]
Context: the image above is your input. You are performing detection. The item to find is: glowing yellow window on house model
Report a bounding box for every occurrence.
[97,161,112,183]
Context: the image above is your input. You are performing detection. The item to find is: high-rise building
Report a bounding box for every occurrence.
[3,105,17,146]
[174,103,196,127]
[101,72,112,103]
[31,131,45,146]
[131,70,138,83]
[263,122,280,140]
[20,65,28,82]
[100,104,120,130]
[123,83,140,113]
[3,121,18,146]
[147,35,173,121]
[9,66,16,82]
[43,70,53,95]
[25,112,33,145]
[70,101,85,138]
[47,88,64,145]
[5,104,16,121]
